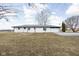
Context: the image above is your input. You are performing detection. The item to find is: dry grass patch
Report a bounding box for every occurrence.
[0,32,78,55]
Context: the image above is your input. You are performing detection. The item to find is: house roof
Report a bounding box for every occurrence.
[0,29,14,32]
[12,25,60,28]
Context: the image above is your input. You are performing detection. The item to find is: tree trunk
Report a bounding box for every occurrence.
[71,28,76,32]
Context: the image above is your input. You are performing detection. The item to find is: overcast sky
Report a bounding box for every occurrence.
[0,3,79,29]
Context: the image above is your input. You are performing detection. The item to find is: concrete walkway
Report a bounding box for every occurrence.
[54,32,79,36]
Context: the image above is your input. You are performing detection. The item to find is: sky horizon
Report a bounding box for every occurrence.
[0,3,79,29]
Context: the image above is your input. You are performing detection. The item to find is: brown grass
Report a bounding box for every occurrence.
[0,32,79,56]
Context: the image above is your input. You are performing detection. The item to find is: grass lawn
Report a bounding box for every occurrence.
[0,32,79,56]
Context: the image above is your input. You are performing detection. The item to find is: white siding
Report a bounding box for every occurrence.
[14,27,60,32]
[14,28,28,32]
[14,28,20,32]
[23,28,28,32]
[36,28,45,32]
[46,28,51,32]
[28,28,35,32]
[20,28,24,32]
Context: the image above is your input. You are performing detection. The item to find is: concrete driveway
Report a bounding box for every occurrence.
[54,32,79,36]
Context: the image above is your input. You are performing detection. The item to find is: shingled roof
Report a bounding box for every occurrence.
[12,25,60,28]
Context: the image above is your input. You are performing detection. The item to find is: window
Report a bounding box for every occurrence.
[28,27,30,30]
[43,28,46,31]
[18,27,20,30]
[24,27,26,29]
[34,27,36,30]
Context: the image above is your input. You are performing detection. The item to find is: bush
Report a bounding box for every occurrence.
[62,22,66,32]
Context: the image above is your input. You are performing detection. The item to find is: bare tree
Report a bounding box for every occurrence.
[0,5,17,21]
[65,16,79,32]
[35,8,51,26]
[26,3,51,25]
[27,3,47,8]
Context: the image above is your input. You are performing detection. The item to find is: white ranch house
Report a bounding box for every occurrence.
[12,25,60,32]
